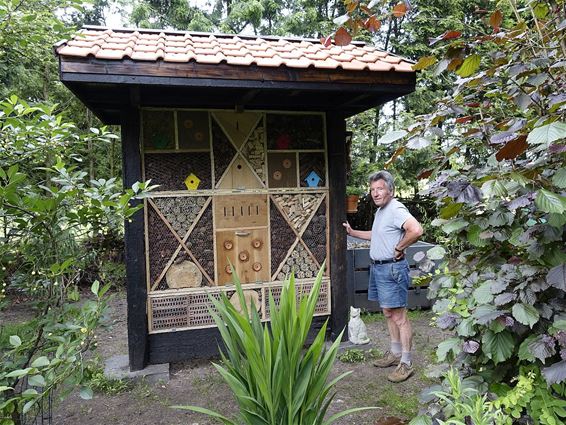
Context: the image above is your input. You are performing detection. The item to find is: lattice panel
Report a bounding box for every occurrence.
[299,153,326,187]
[150,295,190,331]
[185,204,214,283]
[152,196,208,238]
[147,205,180,286]
[241,122,265,184]
[144,152,212,191]
[149,282,328,333]
[277,242,319,281]
[272,194,322,233]
[212,119,237,186]
[270,201,297,277]
[302,199,327,266]
[263,280,331,318]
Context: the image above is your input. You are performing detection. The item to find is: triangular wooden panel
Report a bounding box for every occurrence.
[217,154,263,190]
[276,241,319,281]
[185,204,215,284]
[147,204,181,286]
[212,111,262,149]
[152,196,208,239]
[270,201,297,278]
[301,199,327,266]
[240,122,265,184]
[212,119,237,187]
[272,193,323,234]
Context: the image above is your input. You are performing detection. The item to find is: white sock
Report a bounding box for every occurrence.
[401,351,412,365]
[391,342,402,356]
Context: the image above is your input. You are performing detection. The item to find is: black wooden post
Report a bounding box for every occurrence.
[121,106,149,371]
[326,112,348,341]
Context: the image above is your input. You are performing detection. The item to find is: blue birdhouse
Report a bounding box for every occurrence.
[304,170,322,187]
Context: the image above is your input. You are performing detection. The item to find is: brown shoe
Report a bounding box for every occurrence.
[372,351,401,368]
[387,362,414,383]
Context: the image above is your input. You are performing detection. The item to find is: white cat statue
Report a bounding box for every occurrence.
[348,306,370,345]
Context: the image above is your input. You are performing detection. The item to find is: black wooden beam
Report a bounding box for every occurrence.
[326,112,348,341]
[121,107,149,371]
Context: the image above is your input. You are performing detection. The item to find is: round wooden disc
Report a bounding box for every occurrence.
[165,260,202,289]
[229,290,261,315]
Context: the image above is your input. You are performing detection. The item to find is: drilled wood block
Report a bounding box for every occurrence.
[178,111,210,149]
[267,152,297,188]
[216,228,269,285]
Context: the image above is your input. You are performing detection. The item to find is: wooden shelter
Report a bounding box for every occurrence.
[54,26,416,371]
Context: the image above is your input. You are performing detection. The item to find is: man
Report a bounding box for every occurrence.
[343,171,423,383]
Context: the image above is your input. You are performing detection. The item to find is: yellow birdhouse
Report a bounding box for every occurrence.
[184,173,201,190]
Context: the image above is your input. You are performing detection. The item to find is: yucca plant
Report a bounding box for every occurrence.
[174,264,376,424]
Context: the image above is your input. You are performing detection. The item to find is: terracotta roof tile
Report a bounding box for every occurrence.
[55,27,414,74]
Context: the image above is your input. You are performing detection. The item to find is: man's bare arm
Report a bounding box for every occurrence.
[394,217,423,259]
[343,222,372,240]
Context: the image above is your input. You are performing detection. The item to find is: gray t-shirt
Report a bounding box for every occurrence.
[370,198,413,260]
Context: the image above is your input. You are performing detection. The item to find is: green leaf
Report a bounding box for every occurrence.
[512,303,540,328]
[482,330,514,364]
[535,189,565,214]
[22,400,36,414]
[9,335,21,347]
[79,387,93,400]
[377,130,407,145]
[427,246,446,260]
[31,356,50,368]
[552,168,566,188]
[28,375,46,387]
[457,317,475,337]
[442,218,469,233]
[437,337,461,361]
[6,368,32,378]
[412,56,437,71]
[527,122,566,144]
[467,224,488,247]
[456,54,481,77]
[0,386,13,392]
[518,335,537,361]
[473,283,494,304]
[90,280,100,296]
[440,202,462,219]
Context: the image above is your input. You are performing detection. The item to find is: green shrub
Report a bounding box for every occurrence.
[174,265,377,424]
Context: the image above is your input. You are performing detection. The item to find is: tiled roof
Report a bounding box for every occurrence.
[55,27,415,73]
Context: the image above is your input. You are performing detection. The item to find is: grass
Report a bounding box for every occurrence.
[377,387,420,418]
[361,309,433,324]
[84,360,131,395]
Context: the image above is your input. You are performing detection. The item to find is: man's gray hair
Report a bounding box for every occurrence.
[368,170,395,193]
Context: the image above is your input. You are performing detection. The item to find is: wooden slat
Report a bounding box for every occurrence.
[60,58,416,87]
[326,111,348,341]
[122,105,149,371]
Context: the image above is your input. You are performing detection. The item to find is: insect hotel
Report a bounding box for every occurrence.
[54,27,415,370]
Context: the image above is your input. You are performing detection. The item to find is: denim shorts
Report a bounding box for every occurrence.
[368,259,410,308]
